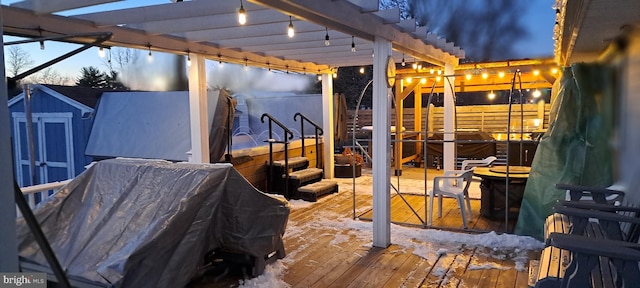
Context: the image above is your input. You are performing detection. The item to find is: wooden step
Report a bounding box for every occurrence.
[286,168,323,183]
[273,156,309,169]
[298,180,338,202]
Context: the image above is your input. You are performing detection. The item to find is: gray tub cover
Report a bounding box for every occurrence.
[16,158,290,287]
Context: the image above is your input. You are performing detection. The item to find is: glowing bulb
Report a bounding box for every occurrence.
[533,70,540,76]
[412,63,418,70]
[498,71,505,78]
[551,68,558,74]
[317,75,322,81]
[429,68,434,74]
[401,54,405,66]
[186,54,191,67]
[465,74,472,80]
[533,89,541,98]
[238,0,247,24]
[488,91,496,99]
[437,70,442,75]
[435,76,441,82]
[98,47,105,58]
[406,77,412,83]
[333,72,337,78]
[482,72,489,79]
[287,16,294,38]
[359,67,365,74]
[420,78,427,84]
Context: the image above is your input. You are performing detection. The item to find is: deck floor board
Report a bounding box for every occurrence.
[198,167,536,287]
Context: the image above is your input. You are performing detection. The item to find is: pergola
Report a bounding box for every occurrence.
[0,0,464,271]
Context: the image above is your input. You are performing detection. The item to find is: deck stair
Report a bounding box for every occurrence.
[263,113,338,202]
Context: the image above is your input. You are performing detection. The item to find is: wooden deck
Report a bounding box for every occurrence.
[197,167,539,287]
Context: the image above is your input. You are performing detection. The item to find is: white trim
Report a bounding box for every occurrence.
[321,74,334,179]
[8,85,94,114]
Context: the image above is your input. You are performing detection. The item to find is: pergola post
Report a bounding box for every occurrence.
[0,9,20,271]
[443,63,456,170]
[321,73,334,178]
[188,54,210,163]
[372,37,392,248]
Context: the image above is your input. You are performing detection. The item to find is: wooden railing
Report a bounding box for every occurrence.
[18,180,71,216]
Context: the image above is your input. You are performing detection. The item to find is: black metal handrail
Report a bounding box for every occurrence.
[294,112,323,169]
[261,113,294,196]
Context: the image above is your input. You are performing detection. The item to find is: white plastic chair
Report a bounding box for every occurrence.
[429,168,475,229]
[462,156,496,182]
[461,156,497,170]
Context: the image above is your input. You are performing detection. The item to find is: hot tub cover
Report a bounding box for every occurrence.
[16,158,290,287]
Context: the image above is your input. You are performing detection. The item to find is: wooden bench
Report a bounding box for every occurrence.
[530,184,640,288]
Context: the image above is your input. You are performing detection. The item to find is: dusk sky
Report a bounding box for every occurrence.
[2,1,556,82]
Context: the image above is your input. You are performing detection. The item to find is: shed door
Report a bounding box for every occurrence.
[12,113,75,187]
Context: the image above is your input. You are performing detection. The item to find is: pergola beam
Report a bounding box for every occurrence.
[10,0,121,14]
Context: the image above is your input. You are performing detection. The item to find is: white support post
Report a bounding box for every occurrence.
[321,74,335,179]
[443,63,456,171]
[0,9,20,271]
[372,37,391,248]
[188,54,210,163]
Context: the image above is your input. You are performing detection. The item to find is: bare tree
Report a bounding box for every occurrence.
[6,46,35,78]
[380,0,411,20]
[27,67,72,85]
[110,47,140,72]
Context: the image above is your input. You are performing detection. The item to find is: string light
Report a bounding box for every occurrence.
[238,0,247,25]
[551,67,559,74]
[39,41,45,50]
[98,47,105,58]
[412,63,418,70]
[429,68,434,74]
[324,27,330,46]
[287,16,295,38]
[147,44,153,62]
[532,89,542,98]
[488,91,496,99]
[401,54,405,66]
[498,71,505,78]
[465,73,472,80]
[533,69,540,76]
[420,78,426,84]
[435,76,441,82]
[482,72,489,79]
[405,77,412,84]
[186,50,191,67]
[351,36,356,52]
[359,67,365,74]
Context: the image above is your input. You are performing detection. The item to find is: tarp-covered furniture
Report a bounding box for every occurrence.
[16,158,290,288]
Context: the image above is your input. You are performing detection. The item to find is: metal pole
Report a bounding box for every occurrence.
[24,84,38,186]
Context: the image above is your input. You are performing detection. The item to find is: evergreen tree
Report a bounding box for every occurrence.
[76,66,107,88]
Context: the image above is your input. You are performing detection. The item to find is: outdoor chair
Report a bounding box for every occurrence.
[429,168,475,229]
[462,156,496,182]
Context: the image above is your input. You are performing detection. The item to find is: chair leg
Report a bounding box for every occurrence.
[458,196,468,229]
[464,195,473,222]
[428,191,434,226]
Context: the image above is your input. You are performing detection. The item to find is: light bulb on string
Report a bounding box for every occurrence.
[98,47,105,58]
[488,91,496,100]
[401,54,405,66]
[238,0,246,25]
[287,16,295,38]
[351,36,356,52]
[39,41,45,50]
[324,27,330,46]
[532,89,541,98]
[147,44,153,62]
[186,50,191,67]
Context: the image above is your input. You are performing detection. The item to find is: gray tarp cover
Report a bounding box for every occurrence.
[16,158,290,287]
[515,63,614,240]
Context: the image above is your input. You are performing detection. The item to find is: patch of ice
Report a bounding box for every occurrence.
[238,261,290,288]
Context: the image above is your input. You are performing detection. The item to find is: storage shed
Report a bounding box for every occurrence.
[8,84,102,187]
